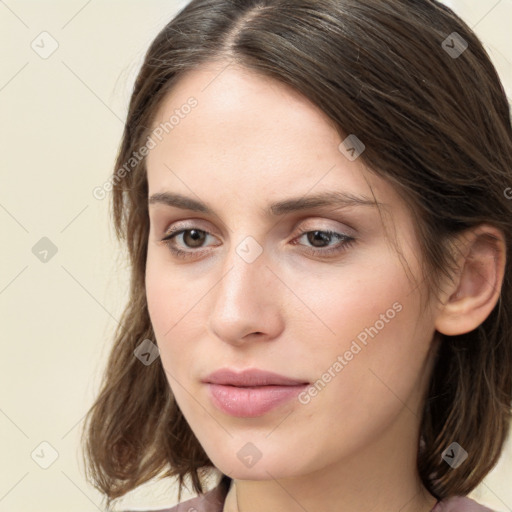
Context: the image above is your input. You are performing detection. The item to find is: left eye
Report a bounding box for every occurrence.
[159,228,355,259]
[292,230,356,256]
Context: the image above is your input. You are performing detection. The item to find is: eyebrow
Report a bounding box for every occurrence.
[148,190,381,216]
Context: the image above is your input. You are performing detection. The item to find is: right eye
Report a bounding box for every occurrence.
[160,228,219,258]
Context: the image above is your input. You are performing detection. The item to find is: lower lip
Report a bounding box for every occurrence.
[206,383,308,418]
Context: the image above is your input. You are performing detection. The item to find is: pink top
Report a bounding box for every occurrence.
[432,496,495,512]
[125,479,495,512]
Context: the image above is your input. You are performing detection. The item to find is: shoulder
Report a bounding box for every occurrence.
[433,496,495,511]
[123,479,230,512]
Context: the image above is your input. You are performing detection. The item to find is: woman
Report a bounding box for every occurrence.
[82,1,512,511]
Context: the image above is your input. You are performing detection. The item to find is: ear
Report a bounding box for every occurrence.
[434,224,506,336]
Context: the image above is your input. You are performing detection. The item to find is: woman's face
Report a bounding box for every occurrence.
[145,61,438,480]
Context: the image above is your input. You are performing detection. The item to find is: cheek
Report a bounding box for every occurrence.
[145,257,186,365]
[285,255,413,346]
[320,315,431,465]
[287,256,430,406]
[146,262,170,337]
[145,253,209,389]
[145,248,195,337]
[288,295,431,469]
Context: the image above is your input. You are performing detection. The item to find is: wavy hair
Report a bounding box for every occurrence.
[81,0,512,509]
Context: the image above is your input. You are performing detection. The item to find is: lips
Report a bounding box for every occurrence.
[202,368,309,387]
[202,368,309,417]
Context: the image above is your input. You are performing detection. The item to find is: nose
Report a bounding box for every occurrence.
[207,240,284,347]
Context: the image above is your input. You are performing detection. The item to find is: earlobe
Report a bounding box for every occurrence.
[435,225,506,336]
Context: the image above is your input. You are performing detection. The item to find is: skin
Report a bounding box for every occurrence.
[144,61,506,512]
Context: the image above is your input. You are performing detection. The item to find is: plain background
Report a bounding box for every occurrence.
[1,0,511,510]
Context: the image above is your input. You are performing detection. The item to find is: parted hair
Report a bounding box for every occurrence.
[81,0,512,509]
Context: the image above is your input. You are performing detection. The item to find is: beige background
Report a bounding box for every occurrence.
[0,0,511,511]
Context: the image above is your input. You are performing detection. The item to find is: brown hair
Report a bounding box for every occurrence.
[81,0,512,509]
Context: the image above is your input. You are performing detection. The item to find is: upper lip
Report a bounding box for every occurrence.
[202,368,309,387]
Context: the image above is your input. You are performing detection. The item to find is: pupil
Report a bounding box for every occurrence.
[309,231,330,247]
[185,229,204,247]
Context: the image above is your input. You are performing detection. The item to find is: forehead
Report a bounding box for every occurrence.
[149,60,333,133]
[147,63,346,181]
[147,62,374,192]
[145,62,411,235]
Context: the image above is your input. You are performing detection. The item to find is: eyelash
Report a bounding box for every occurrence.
[159,226,356,259]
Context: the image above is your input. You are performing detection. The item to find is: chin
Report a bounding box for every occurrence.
[206,447,307,481]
